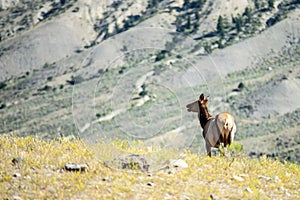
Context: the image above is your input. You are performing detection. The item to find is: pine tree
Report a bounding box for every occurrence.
[244,7,252,23]
[235,14,243,33]
[114,22,120,34]
[184,0,190,9]
[268,0,275,9]
[195,11,200,20]
[186,15,191,30]
[254,0,260,10]
[217,16,225,38]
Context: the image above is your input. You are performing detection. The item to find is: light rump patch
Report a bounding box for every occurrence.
[186,93,236,156]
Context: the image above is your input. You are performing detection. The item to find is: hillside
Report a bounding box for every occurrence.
[0,135,299,199]
[0,0,300,164]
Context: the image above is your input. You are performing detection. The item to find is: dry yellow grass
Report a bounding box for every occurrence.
[0,135,299,199]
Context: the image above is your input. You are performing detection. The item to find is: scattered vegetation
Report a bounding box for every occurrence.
[0,81,7,90]
[92,0,166,43]
[37,85,52,92]
[0,0,77,41]
[175,0,207,34]
[66,75,85,85]
[0,135,299,199]
[174,0,300,53]
[96,108,113,118]
[155,50,169,62]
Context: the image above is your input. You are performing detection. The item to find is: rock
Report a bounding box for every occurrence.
[210,193,218,200]
[164,193,173,199]
[180,194,190,200]
[170,159,188,169]
[278,186,285,191]
[101,176,112,182]
[12,195,23,200]
[258,175,271,181]
[273,176,280,182]
[285,190,291,197]
[64,163,88,172]
[232,175,244,182]
[245,187,253,193]
[24,175,31,180]
[47,186,56,194]
[12,157,25,165]
[105,154,150,172]
[13,173,21,178]
[158,159,189,174]
[146,182,155,186]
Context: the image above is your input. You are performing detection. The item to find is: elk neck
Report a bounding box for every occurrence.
[198,100,212,129]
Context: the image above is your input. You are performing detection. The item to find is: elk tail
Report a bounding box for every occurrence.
[224,121,229,130]
[223,121,231,147]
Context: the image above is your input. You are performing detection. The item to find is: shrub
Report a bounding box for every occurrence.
[139,90,148,97]
[268,0,275,9]
[204,42,212,54]
[118,67,127,74]
[66,76,85,85]
[238,82,245,90]
[228,142,244,152]
[0,103,6,109]
[0,81,7,90]
[217,15,225,38]
[37,85,52,92]
[155,50,168,62]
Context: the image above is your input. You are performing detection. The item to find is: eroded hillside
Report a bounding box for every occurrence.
[0,0,299,163]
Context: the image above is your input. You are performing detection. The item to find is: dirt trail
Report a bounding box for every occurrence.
[79,71,155,133]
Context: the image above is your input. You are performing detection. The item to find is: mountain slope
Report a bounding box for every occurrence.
[0,0,299,163]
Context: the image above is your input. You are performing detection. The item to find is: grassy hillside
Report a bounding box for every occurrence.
[1,135,299,199]
[0,0,299,165]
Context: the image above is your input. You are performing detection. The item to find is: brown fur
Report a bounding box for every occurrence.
[186,93,236,156]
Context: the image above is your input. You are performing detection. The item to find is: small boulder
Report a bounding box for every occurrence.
[232,175,244,182]
[13,172,21,178]
[105,154,150,172]
[64,163,88,172]
[146,182,155,187]
[258,175,271,181]
[12,195,23,200]
[210,193,218,200]
[12,157,25,165]
[170,159,188,169]
[245,187,253,193]
[273,176,281,182]
[158,159,188,174]
[180,194,190,200]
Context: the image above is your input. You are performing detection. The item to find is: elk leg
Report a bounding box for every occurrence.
[206,142,212,157]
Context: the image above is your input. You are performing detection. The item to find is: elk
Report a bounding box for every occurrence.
[186,94,236,156]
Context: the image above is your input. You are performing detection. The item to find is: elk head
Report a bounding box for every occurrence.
[186,93,209,113]
[186,93,212,130]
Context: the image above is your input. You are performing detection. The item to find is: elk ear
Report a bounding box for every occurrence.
[199,93,204,101]
[201,95,209,105]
